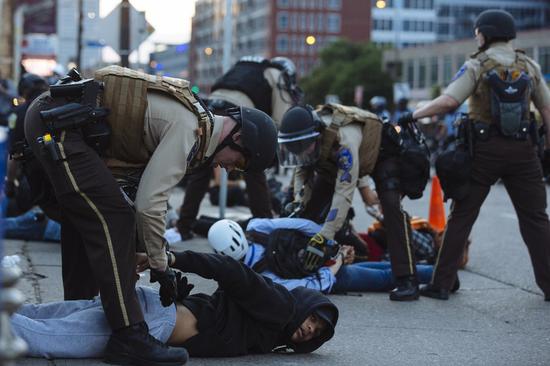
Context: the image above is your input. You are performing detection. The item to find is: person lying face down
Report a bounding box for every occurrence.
[11,251,338,360]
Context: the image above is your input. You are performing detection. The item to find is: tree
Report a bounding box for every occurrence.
[300,40,394,110]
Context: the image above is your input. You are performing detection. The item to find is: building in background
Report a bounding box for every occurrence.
[383,28,550,101]
[371,0,550,48]
[190,0,370,93]
[148,43,190,78]
[0,0,14,79]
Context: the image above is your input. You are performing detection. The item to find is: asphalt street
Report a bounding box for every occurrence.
[4,175,550,366]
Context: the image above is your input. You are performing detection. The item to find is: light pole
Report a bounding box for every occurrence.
[218,0,233,219]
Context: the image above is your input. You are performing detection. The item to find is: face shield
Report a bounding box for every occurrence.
[277,131,320,167]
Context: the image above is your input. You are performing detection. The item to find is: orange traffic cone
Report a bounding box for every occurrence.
[429,176,446,232]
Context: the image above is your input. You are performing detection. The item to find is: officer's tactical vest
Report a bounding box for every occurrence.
[94,66,212,168]
[211,60,273,115]
[469,50,535,127]
[316,103,383,179]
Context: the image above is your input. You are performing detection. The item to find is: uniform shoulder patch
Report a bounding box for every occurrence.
[451,64,468,82]
[337,147,353,183]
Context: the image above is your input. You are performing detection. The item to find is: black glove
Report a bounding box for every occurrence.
[543,149,550,177]
[397,112,415,127]
[174,272,194,302]
[303,233,329,271]
[150,267,178,307]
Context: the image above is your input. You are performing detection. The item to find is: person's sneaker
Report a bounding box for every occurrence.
[389,276,419,301]
[419,284,450,300]
[176,221,194,241]
[104,322,188,366]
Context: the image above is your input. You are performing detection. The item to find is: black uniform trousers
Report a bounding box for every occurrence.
[371,156,416,278]
[24,96,143,330]
[301,156,416,279]
[432,135,550,296]
[177,168,273,231]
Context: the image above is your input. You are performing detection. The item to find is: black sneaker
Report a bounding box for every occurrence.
[419,284,450,300]
[389,276,419,301]
[104,322,188,366]
[176,221,194,241]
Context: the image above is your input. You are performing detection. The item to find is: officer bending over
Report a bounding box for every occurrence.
[399,10,550,301]
[278,104,429,301]
[177,56,302,238]
[23,66,277,365]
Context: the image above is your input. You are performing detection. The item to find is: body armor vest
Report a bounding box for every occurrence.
[316,103,383,180]
[211,60,273,115]
[469,50,535,129]
[94,66,212,169]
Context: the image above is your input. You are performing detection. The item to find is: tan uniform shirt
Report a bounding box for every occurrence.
[209,67,293,126]
[131,91,222,270]
[444,42,550,110]
[294,123,364,240]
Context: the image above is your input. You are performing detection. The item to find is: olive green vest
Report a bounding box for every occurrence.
[469,50,534,124]
[316,103,383,179]
[94,66,212,168]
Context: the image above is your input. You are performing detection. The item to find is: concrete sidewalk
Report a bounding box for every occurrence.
[5,182,550,365]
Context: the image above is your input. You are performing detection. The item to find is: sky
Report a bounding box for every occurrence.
[100,0,196,63]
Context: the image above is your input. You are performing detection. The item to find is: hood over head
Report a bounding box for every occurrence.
[280,286,338,353]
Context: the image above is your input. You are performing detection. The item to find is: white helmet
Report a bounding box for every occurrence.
[207,219,249,260]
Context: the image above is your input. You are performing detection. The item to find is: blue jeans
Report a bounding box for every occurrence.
[3,209,60,242]
[333,262,433,293]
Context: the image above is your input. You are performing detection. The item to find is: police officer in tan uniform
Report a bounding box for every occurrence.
[399,10,550,301]
[279,104,424,301]
[177,56,302,238]
[24,66,277,365]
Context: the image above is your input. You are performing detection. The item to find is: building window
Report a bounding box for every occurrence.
[373,19,393,31]
[277,12,289,30]
[290,13,297,30]
[277,0,289,8]
[406,60,414,87]
[300,14,308,31]
[540,47,550,76]
[308,13,315,31]
[276,35,289,52]
[455,54,465,70]
[443,55,452,85]
[430,56,438,85]
[327,14,341,33]
[327,0,341,10]
[418,59,426,89]
[403,20,433,32]
[404,0,433,9]
[317,13,324,31]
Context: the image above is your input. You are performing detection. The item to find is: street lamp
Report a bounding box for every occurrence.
[204,47,213,56]
[376,0,387,9]
[306,35,316,45]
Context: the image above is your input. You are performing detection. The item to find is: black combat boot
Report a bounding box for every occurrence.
[419,284,450,300]
[389,275,419,301]
[104,322,188,366]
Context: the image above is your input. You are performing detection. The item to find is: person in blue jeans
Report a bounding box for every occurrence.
[208,217,433,294]
[3,208,61,242]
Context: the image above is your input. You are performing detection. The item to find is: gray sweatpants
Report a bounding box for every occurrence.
[10,286,176,359]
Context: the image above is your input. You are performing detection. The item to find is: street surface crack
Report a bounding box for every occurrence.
[21,241,43,303]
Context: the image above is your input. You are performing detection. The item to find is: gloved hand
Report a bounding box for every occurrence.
[174,272,194,302]
[283,201,303,217]
[397,112,415,127]
[543,149,550,177]
[150,266,178,307]
[303,233,329,271]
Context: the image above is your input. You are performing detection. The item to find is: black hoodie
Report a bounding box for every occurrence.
[172,251,338,357]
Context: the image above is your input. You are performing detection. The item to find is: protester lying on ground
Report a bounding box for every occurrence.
[208,218,437,294]
[11,250,338,359]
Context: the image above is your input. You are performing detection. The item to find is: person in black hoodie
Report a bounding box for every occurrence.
[11,251,338,361]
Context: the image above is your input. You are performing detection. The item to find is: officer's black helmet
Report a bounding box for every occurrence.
[474,9,516,42]
[18,73,48,98]
[277,105,322,167]
[230,106,278,172]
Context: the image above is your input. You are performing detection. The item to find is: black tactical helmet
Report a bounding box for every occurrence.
[474,9,516,41]
[278,105,322,167]
[223,106,278,172]
[18,73,48,98]
[271,56,304,104]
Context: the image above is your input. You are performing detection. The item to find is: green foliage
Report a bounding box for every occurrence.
[300,40,394,109]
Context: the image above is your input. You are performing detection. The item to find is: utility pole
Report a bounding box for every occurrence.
[76,0,83,69]
[120,0,130,67]
[218,0,233,219]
